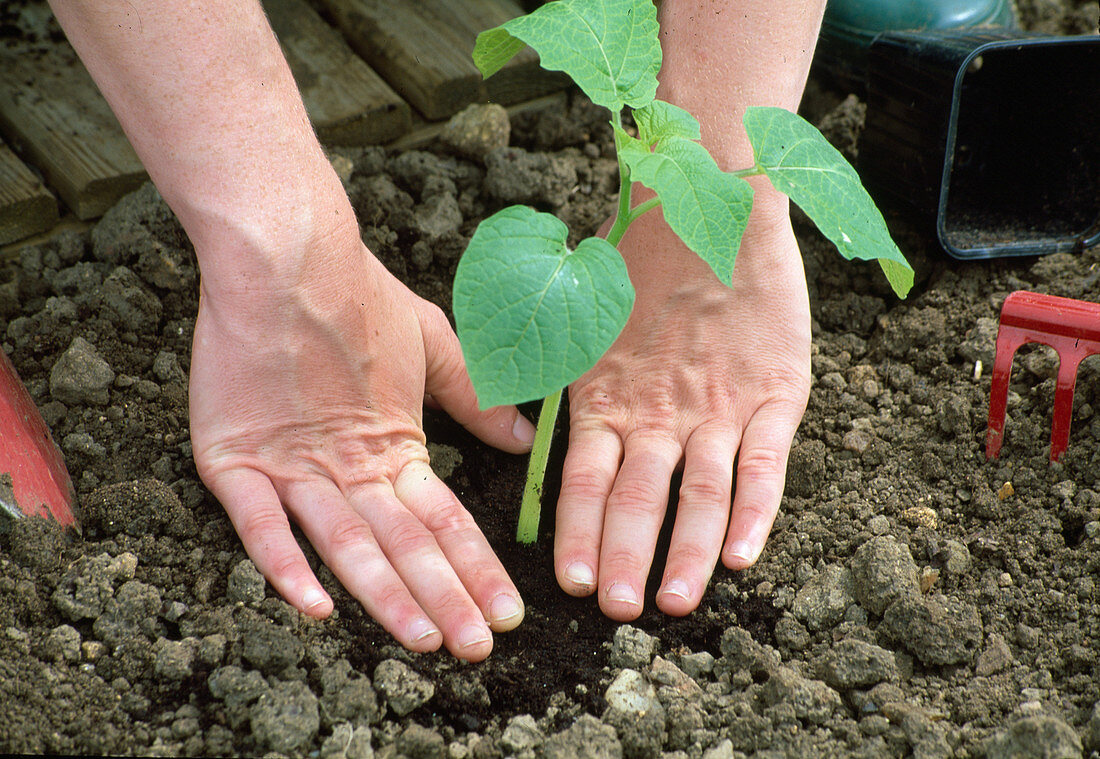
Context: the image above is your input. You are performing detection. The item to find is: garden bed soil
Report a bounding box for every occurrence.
[2,2,1099,756]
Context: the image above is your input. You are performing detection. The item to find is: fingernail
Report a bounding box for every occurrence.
[660,578,692,602]
[728,540,759,565]
[564,561,595,590]
[605,582,640,606]
[513,414,536,446]
[301,587,330,614]
[488,594,523,626]
[457,624,493,651]
[408,617,440,643]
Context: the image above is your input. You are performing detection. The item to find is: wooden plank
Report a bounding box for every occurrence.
[0,38,147,220]
[264,0,412,145]
[0,139,58,246]
[317,0,568,120]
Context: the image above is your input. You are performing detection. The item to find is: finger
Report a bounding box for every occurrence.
[280,479,443,653]
[395,461,524,633]
[417,301,535,454]
[722,403,802,570]
[554,422,623,597]
[598,434,682,621]
[208,468,334,619]
[657,427,736,616]
[350,479,495,662]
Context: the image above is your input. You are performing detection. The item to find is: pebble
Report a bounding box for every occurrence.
[985,715,1082,759]
[540,713,622,759]
[850,535,920,616]
[249,680,319,754]
[397,723,446,759]
[603,668,665,759]
[975,634,1014,676]
[501,714,543,754]
[900,506,937,530]
[439,103,511,161]
[239,616,302,674]
[320,659,380,726]
[50,336,115,406]
[610,624,658,669]
[792,564,856,631]
[43,624,82,662]
[374,659,434,716]
[880,594,983,666]
[153,637,196,681]
[815,638,898,690]
[226,559,266,606]
[679,651,715,679]
[760,666,843,725]
[719,626,779,675]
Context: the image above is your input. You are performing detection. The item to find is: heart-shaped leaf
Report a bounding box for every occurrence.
[473,0,660,113]
[454,206,635,407]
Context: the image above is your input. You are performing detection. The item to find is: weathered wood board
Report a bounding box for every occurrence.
[317,0,569,120]
[264,0,412,145]
[0,39,148,220]
[0,139,58,246]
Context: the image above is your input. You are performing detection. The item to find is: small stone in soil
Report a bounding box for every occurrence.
[249,679,319,754]
[226,559,266,606]
[610,624,658,669]
[50,336,114,406]
[984,715,1083,759]
[374,659,434,717]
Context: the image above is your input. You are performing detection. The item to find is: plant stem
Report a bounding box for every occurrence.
[516,387,563,544]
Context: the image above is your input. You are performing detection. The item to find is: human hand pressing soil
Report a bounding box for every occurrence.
[555,193,812,619]
[48,0,532,662]
[189,239,533,661]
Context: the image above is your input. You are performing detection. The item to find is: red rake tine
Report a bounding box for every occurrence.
[986,290,1100,462]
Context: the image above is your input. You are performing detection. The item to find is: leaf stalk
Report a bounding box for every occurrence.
[516,387,563,543]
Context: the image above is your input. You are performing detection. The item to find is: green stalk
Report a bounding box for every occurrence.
[515,112,663,544]
[516,387,563,543]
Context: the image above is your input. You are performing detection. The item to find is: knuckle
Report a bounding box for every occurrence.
[236,505,290,542]
[421,497,473,536]
[667,541,712,572]
[267,550,305,583]
[377,517,436,558]
[736,446,786,482]
[678,475,731,507]
[607,480,665,514]
[325,517,378,555]
[559,467,611,503]
[600,546,646,577]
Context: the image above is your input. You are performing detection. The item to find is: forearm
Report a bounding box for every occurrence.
[47,0,356,300]
[657,0,827,213]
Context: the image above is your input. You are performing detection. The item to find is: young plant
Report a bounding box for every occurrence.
[453,0,913,543]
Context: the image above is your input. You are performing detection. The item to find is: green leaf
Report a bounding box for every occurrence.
[634,99,701,145]
[454,206,635,408]
[743,106,913,298]
[473,0,660,112]
[617,127,754,285]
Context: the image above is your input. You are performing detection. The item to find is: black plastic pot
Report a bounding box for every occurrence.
[857,31,1099,260]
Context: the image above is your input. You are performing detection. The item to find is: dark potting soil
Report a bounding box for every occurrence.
[2,2,1100,756]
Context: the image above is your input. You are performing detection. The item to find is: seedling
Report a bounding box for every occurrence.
[453,0,914,543]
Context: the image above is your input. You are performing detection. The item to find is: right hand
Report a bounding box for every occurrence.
[188,237,535,661]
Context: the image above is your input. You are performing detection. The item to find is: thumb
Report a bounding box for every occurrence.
[416,301,535,454]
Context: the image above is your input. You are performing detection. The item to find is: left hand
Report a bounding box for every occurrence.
[553,200,812,620]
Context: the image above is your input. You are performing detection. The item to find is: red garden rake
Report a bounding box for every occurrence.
[986,290,1100,462]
